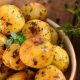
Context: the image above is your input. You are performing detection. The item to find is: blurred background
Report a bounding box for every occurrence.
[0,0,80,79]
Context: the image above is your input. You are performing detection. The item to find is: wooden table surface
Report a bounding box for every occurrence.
[0,0,80,79]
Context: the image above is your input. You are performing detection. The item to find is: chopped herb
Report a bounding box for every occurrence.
[5,32,28,46]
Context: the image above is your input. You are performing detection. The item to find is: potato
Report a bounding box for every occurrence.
[0,64,10,80]
[21,2,48,21]
[52,45,69,72]
[22,20,51,41]
[0,33,8,46]
[7,71,31,80]
[50,27,58,44]
[2,44,26,70]
[0,5,25,35]
[35,65,66,80]
[0,46,4,64]
[19,37,53,68]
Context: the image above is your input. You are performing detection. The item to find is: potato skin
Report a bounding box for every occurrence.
[7,71,30,80]
[19,37,53,68]
[50,27,58,45]
[21,2,48,21]
[0,5,25,35]
[0,33,8,46]
[2,44,26,70]
[52,45,69,72]
[35,65,66,80]
[22,20,51,41]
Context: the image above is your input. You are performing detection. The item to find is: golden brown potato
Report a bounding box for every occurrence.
[35,65,66,80]
[0,46,4,64]
[0,33,8,46]
[52,45,69,72]
[0,5,25,35]
[0,64,10,80]
[50,27,58,45]
[7,71,29,80]
[22,20,51,41]
[19,37,53,68]
[2,44,26,70]
[21,2,48,21]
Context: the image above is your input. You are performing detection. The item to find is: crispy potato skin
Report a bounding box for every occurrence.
[2,44,26,70]
[7,71,29,80]
[35,65,66,80]
[21,2,48,21]
[0,33,8,46]
[19,37,53,68]
[22,20,51,41]
[52,45,69,72]
[0,5,25,35]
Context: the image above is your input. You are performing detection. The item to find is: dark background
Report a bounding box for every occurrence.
[0,0,80,79]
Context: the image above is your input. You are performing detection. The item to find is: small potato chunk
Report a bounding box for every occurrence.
[2,44,26,70]
[22,20,51,41]
[0,64,10,80]
[0,5,25,35]
[52,45,69,72]
[0,33,8,46]
[50,27,58,44]
[7,71,31,80]
[21,2,48,21]
[19,37,53,68]
[35,65,66,80]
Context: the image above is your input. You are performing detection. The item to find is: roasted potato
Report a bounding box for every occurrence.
[22,20,51,41]
[19,37,53,68]
[50,27,58,44]
[2,44,26,70]
[52,45,69,72]
[0,64,10,80]
[0,46,4,64]
[0,33,8,46]
[7,71,30,80]
[35,65,66,80]
[21,2,48,21]
[0,5,25,35]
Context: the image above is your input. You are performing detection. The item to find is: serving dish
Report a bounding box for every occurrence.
[47,19,77,80]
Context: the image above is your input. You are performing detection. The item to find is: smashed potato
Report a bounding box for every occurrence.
[2,44,26,70]
[21,2,48,21]
[0,5,25,35]
[19,37,53,68]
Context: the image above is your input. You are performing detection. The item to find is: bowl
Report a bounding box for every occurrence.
[47,19,77,80]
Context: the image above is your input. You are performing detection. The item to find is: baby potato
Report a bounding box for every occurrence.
[22,20,51,41]
[35,65,66,80]
[0,64,10,80]
[0,33,8,46]
[0,5,25,35]
[2,44,26,70]
[7,71,31,80]
[19,37,53,68]
[50,27,58,45]
[52,45,69,72]
[21,2,48,21]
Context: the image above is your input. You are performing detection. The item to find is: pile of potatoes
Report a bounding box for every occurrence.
[0,2,69,80]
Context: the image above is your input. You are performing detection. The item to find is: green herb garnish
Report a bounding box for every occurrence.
[6,32,28,46]
[59,3,80,36]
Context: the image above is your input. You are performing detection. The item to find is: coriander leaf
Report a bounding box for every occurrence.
[11,32,17,39]
[6,38,13,46]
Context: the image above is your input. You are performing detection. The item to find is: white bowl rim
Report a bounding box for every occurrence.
[47,18,77,80]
